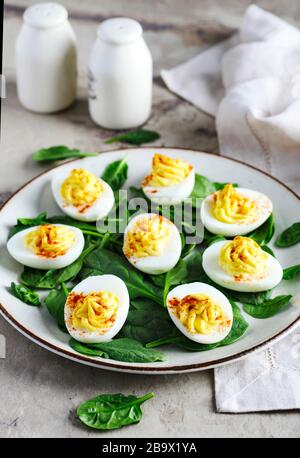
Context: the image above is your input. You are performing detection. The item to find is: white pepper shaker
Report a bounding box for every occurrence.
[88,18,153,130]
[16,2,77,113]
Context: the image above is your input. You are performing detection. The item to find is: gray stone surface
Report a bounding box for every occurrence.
[1,0,299,438]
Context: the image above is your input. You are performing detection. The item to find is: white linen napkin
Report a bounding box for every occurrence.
[161,4,300,412]
[161,4,300,191]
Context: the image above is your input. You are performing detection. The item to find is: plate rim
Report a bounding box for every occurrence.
[1,146,299,373]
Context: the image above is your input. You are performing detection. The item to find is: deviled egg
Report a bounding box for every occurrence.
[201,184,273,236]
[203,236,283,292]
[52,168,115,222]
[167,282,233,344]
[7,224,84,270]
[141,153,195,204]
[65,275,129,343]
[123,213,182,275]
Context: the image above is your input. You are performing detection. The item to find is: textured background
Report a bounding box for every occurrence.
[1,0,299,438]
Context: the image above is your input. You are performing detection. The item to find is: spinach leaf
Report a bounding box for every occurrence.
[10,282,40,306]
[81,247,163,306]
[44,285,69,330]
[243,295,292,318]
[32,145,97,162]
[228,288,273,306]
[70,337,165,362]
[70,338,108,357]
[21,267,63,289]
[77,392,154,431]
[275,222,300,247]
[9,212,47,238]
[190,174,216,199]
[17,212,47,226]
[248,214,275,245]
[120,300,175,344]
[20,244,96,289]
[190,174,238,200]
[101,158,128,191]
[163,259,188,303]
[283,264,300,280]
[261,245,276,257]
[180,241,197,258]
[184,248,205,282]
[105,130,160,145]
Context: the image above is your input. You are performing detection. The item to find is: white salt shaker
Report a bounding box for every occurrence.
[16,2,77,113]
[88,18,152,130]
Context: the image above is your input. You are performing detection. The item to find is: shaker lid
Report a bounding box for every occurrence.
[23,2,68,29]
[97,18,143,45]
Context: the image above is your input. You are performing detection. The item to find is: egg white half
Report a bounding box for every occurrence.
[142,168,195,205]
[123,213,182,275]
[202,240,283,292]
[201,188,273,236]
[167,282,233,344]
[65,274,129,344]
[51,168,115,222]
[7,224,85,270]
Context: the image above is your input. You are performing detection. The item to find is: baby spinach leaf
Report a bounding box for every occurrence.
[44,285,69,330]
[283,264,300,280]
[261,245,276,257]
[101,158,128,190]
[10,282,40,306]
[184,248,206,282]
[243,294,292,319]
[180,241,197,259]
[191,174,216,199]
[120,300,175,344]
[32,145,97,162]
[275,222,300,247]
[70,337,165,362]
[105,129,160,145]
[81,247,163,306]
[20,267,62,289]
[76,392,154,430]
[70,338,108,357]
[20,244,96,289]
[226,288,273,306]
[17,212,47,226]
[248,214,275,245]
[9,212,47,238]
[190,175,237,201]
[163,259,188,303]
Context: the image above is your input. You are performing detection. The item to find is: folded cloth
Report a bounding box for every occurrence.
[215,328,300,413]
[161,4,300,412]
[161,4,300,190]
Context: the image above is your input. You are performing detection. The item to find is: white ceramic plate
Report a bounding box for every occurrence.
[0,148,299,374]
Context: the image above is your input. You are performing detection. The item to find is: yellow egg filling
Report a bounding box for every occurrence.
[169,294,229,335]
[25,224,75,258]
[68,291,119,333]
[219,236,268,280]
[142,153,192,187]
[212,184,258,224]
[60,168,103,213]
[124,215,171,259]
